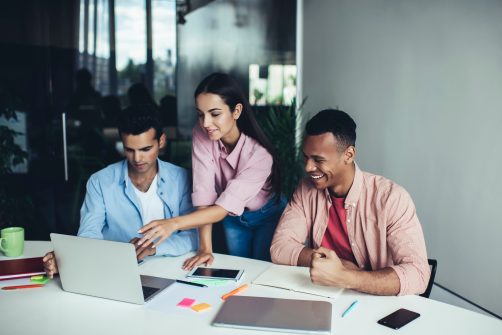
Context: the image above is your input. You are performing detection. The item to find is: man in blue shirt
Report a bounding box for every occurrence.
[43,106,197,277]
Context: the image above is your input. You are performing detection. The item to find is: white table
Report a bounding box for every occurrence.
[1,241,501,335]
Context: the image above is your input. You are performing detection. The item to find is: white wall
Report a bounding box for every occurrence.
[302,0,502,315]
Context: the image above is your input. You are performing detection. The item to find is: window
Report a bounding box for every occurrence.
[115,0,146,96]
[249,64,297,106]
[78,0,177,99]
[152,0,177,101]
[78,0,110,94]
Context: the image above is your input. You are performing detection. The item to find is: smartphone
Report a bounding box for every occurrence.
[377,308,420,329]
[187,267,244,281]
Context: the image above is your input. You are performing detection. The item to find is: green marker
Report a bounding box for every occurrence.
[31,275,49,284]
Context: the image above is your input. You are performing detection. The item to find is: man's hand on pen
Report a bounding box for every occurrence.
[42,251,59,279]
[130,237,156,261]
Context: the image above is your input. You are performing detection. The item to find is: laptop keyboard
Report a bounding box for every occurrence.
[142,285,159,300]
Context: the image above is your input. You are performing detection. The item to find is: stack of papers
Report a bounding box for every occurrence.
[253,264,343,299]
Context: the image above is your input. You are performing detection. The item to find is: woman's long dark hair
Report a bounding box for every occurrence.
[194,72,281,200]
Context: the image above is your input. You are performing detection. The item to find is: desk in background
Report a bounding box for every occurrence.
[1,241,501,335]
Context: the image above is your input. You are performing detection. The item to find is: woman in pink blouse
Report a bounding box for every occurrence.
[138,73,286,268]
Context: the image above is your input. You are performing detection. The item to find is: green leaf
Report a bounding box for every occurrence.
[255,97,308,199]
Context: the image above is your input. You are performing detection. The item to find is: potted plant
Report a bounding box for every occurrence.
[256,98,307,199]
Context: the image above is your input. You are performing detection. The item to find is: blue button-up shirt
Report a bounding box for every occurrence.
[78,159,198,256]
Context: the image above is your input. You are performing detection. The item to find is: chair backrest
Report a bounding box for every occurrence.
[420,258,438,298]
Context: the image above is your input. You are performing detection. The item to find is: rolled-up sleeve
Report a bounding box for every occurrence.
[191,126,218,206]
[271,182,311,265]
[386,188,431,296]
[215,150,272,216]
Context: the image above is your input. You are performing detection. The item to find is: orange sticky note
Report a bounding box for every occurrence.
[191,302,211,312]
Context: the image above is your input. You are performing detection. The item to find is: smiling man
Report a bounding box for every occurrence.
[43,106,197,277]
[270,109,430,296]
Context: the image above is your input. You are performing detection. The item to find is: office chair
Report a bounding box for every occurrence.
[420,259,438,298]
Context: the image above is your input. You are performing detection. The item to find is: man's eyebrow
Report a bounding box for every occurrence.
[303,152,325,160]
[123,145,153,151]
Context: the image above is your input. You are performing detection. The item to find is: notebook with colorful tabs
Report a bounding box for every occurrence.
[0,257,45,280]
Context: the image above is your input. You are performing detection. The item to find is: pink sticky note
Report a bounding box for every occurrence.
[177,298,196,308]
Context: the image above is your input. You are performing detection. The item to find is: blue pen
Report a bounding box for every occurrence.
[341,300,359,318]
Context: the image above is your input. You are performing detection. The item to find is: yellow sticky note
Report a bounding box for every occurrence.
[191,303,211,312]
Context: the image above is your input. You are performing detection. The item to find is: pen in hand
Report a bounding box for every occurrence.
[341,300,359,318]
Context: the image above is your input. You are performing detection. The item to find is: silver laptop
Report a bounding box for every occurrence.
[212,296,332,334]
[50,233,174,304]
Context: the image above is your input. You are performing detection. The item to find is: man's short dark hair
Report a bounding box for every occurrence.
[117,105,163,141]
[305,109,356,151]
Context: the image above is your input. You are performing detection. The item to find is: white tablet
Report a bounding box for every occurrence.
[187,267,244,281]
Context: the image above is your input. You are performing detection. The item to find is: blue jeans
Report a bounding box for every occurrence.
[223,195,287,261]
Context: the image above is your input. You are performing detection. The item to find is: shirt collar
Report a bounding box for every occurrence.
[323,162,362,208]
[219,132,246,169]
[119,158,165,186]
[156,158,168,185]
[119,160,128,186]
[345,162,362,207]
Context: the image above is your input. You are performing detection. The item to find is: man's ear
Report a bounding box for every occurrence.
[344,146,356,163]
[232,103,243,120]
[159,133,167,149]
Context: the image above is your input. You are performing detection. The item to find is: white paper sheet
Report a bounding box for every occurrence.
[145,281,245,316]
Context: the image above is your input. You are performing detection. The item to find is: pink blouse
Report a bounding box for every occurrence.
[191,124,273,216]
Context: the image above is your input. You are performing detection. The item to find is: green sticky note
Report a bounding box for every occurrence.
[31,275,49,284]
[190,278,232,287]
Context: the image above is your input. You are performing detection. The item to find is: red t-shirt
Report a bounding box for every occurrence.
[320,196,357,263]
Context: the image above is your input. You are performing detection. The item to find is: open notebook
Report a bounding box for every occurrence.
[253,264,343,299]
